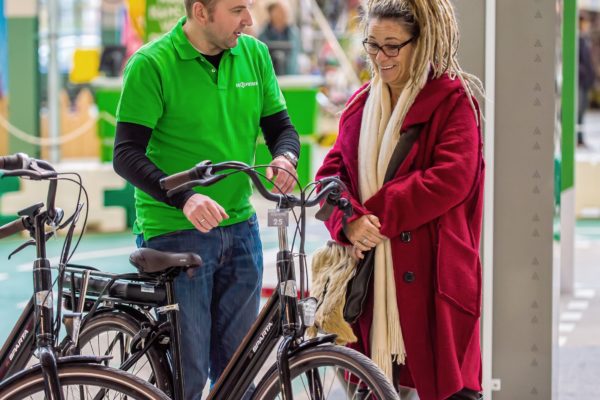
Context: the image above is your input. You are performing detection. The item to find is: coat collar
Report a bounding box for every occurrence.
[400,74,463,131]
[342,74,464,132]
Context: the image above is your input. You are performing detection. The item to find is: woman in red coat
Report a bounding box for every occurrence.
[315,1,485,399]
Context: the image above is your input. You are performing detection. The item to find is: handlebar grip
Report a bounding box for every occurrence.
[0,217,26,240]
[0,153,28,170]
[160,169,196,191]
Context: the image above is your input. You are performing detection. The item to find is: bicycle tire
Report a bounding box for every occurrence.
[253,344,399,400]
[0,362,170,399]
[67,309,172,395]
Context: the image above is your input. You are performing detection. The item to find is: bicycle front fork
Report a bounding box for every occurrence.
[39,346,64,400]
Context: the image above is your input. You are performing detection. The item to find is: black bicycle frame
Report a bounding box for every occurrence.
[0,177,67,399]
[208,288,282,399]
[0,299,35,380]
[209,215,315,400]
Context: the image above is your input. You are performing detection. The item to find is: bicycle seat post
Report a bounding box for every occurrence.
[163,275,185,400]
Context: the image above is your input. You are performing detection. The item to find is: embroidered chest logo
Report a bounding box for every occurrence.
[236,81,258,89]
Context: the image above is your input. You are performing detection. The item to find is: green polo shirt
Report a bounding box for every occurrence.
[116,17,286,240]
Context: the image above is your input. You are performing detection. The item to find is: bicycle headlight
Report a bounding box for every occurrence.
[298,297,318,327]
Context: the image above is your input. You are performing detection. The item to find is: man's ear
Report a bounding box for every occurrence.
[192,1,210,24]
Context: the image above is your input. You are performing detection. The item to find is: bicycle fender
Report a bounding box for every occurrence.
[289,334,337,357]
[0,359,110,392]
[57,355,112,364]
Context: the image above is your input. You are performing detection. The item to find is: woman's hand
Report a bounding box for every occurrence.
[345,214,386,258]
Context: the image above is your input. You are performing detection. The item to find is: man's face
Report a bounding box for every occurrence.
[204,0,254,51]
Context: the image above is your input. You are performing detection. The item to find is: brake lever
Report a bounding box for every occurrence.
[315,198,336,221]
[7,230,55,260]
[8,239,35,260]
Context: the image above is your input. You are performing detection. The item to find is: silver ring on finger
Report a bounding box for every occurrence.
[199,218,206,224]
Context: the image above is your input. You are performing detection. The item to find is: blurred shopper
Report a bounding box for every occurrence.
[258,0,300,75]
[316,0,485,399]
[579,14,595,148]
[112,0,299,398]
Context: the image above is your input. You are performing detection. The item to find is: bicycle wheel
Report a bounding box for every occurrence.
[0,362,170,399]
[253,344,399,400]
[68,309,172,394]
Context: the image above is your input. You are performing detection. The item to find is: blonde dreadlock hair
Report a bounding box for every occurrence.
[348,0,484,124]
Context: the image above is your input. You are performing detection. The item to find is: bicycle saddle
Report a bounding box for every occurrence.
[129,248,203,274]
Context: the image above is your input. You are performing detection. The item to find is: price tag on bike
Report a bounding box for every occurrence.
[267,209,289,227]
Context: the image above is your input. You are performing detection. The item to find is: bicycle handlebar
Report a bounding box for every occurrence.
[0,217,27,240]
[0,153,59,220]
[0,153,29,170]
[160,161,352,216]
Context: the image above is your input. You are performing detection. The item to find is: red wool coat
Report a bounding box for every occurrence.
[315,74,485,400]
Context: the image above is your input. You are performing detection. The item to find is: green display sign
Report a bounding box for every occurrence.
[145,0,184,42]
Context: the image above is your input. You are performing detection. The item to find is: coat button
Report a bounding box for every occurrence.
[403,271,415,283]
[401,231,412,243]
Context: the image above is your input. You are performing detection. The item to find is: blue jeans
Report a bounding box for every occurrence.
[136,214,263,400]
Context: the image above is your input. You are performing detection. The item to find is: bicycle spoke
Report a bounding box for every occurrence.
[325,366,337,398]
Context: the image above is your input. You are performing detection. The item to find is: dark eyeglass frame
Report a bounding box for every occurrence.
[362,37,414,57]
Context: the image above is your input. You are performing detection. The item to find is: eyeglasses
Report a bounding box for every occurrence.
[362,37,414,57]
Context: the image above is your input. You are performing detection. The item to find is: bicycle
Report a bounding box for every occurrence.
[58,160,400,399]
[0,153,172,399]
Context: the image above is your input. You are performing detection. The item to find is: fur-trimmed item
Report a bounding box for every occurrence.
[307,241,358,345]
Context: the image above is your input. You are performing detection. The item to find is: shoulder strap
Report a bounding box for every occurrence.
[383,124,424,183]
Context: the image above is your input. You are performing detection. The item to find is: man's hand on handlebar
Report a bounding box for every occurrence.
[266,156,297,194]
[183,194,229,233]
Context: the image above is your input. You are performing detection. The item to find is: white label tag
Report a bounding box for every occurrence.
[140,285,155,293]
[268,209,289,227]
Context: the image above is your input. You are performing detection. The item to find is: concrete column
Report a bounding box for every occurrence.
[5,0,39,156]
[493,1,560,399]
[454,2,494,399]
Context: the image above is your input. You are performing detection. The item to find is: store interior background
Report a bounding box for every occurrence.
[1,1,600,399]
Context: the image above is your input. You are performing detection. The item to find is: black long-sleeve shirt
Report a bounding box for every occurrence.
[113,109,300,209]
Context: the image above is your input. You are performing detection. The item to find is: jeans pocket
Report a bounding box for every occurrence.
[146,229,195,252]
[247,213,258,226]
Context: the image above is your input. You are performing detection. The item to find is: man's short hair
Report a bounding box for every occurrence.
[184,0,218,18]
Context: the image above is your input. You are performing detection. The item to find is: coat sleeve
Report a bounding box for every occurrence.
[364,94,481,238]
[315,133,371,245]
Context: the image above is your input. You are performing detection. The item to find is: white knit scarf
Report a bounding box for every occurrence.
[357,71,427,380]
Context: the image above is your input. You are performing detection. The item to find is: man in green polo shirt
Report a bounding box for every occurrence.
[113,0,300,398]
